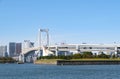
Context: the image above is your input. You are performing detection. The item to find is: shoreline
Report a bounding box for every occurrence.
[34,59,57,65]
[34,59,120,65]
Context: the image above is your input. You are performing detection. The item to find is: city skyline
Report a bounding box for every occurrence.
[0,0,120,45]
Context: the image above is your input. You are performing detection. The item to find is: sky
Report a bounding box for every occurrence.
[0,0,120,46]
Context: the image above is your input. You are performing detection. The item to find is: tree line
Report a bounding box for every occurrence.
[38,52,116,60]
[0,57,15,63]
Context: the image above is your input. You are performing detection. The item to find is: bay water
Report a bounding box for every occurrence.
[0,64,120,79]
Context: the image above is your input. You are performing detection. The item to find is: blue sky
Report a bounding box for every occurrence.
[0,0,120,45]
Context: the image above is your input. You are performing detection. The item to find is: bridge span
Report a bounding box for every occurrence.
[19,46,54,63]
[19,44,120,63]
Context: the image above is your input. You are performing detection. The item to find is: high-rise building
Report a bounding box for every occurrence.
[9,42,16,57]
[0,46,7,57]
[9,42,22,57]
[16,43,22,55]
[23,40,34,49]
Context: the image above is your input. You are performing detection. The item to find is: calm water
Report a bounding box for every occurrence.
[0,64,120,79]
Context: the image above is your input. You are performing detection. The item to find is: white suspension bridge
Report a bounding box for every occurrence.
[18,29,120,63]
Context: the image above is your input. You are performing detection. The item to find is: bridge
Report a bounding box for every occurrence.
[19,43,120,63]
[18,28,120,63]
[19,46,54,63]
[19,28,51,63]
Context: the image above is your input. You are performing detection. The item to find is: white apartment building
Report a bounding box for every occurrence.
[23,40,34,49]
[0,46,7,57]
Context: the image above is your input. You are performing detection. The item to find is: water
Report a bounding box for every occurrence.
[0,64,120,79]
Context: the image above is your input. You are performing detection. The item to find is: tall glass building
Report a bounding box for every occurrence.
[9,42,22,57]
[9,42,16,57]
[16,43,22,55]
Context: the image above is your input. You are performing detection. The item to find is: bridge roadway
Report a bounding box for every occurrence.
[19,44,119,62]
[22,46,54,56]
[22,45,117,56]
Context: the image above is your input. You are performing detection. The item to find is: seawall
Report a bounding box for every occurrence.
[34,59,57,65]
[57,60,120,65]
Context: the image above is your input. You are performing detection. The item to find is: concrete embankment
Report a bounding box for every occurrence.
[57,60,120,65]
[34,59,57,65]
[35,59,120,65]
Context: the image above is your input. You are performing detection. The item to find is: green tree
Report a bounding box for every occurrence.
[82,52,93,58]
[97,52,109,58]
[72,53,82,59]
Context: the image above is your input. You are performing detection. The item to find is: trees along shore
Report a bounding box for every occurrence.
[37,52,117,60]
[0,57,16,63]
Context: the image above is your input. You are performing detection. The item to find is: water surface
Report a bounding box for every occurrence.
[0,64,120,79]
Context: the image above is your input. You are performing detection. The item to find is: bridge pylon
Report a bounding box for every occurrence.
[38,28,49,47]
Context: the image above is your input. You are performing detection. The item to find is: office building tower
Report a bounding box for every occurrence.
[9,42,16,57]
[16,43,22,55]
[9,42,22,57]
[0,46,7,57]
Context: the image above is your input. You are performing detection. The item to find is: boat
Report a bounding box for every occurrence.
[17,61,24,64]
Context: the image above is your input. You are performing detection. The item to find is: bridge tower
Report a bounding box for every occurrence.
[38,29,49,47]
[38,29,50,56]
[19,29,50,63]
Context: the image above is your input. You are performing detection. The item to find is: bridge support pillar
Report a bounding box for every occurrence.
[115,46,118,57]
[55,46,58,56]
[19,54,25,63]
